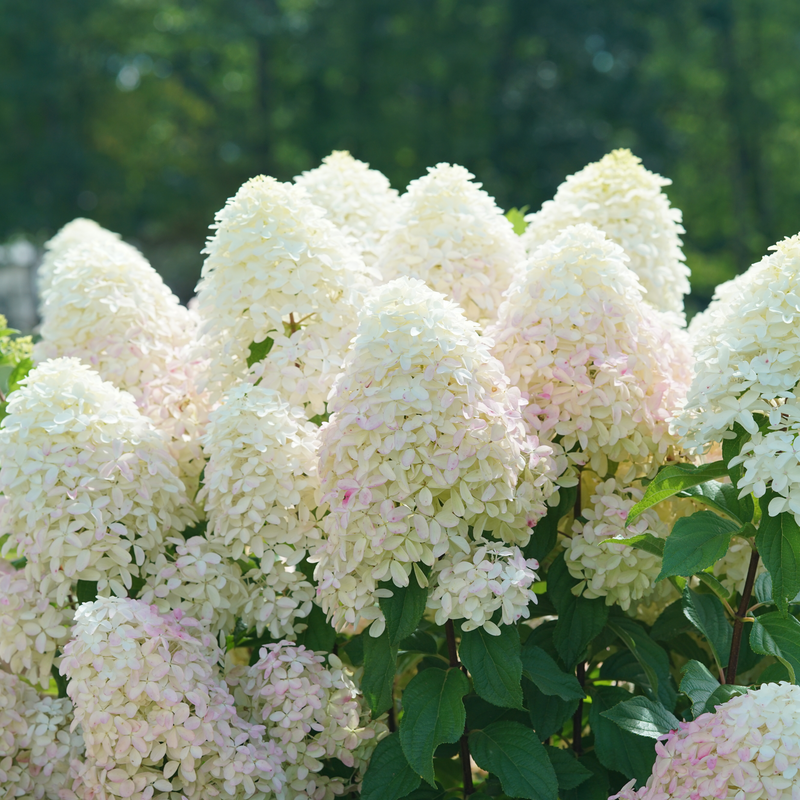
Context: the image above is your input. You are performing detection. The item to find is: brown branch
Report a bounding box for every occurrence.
[445,621,474,797]
[725,548,760,685]
[572,661,585,754]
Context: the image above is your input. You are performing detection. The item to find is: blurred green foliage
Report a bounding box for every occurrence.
[2,0,800,313]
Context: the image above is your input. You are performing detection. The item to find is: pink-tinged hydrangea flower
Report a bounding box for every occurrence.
[427,540,540,633]
[140,536,250,637]
[0,359,194,604]
[564,479,669,610]
[196,175,375,413]
[487,224,691,479]
[0,563,72,688]
[294,151,400,267]
[34,240,208,499]
[229,642,386,800]
[610,682,800,800]
[60,597,285,800]
[0,669,84,799]
[374,163,525,326]
[522,149,689,320]
[315,277,554,633]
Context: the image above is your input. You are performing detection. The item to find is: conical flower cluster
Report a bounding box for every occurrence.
[488,224,690,479]
[61,597,286,800]
[196,175,375,414]
[375,163,525,326]
[315,277,554,633]
[612,682,800,800]
[294,151,400,267]
[0,359,193,608]
[522,149,689,320]
[229,642,385,800]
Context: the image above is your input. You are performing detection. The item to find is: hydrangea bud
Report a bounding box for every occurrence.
[34,240,208,497]
[229,641,386,800]
[0,670,84,799]
[375,163,525,325]
[294,150,400,267]
[315,277,554,633]
[0,358,194,603]
[522,149,689,320]
[563,478,669,610]
[196,175,375,413]
[611,682,800,800]
[488,224,691,479]
[60,597,285,800]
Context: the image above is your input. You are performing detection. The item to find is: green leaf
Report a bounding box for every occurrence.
[76,580,98,604]
[657,511,740,581]
[247,336,274,367]
[600,697,680,739]
[544,746,592,791]
[469,721,558,800]
[756,506,800,614]
[399,667,468,786]
[294,603,336,653]
[695,571,734,603]
[362,631,398,715]
[524,486,577,563]
[561,754,609,800]
[361,733,421,800]
[523,678,579,741]
[399,630,439,655]
[722,422,751,487]
[625,533,665,557]
[627,461,728,525]
[750,612,800,683]
[679,660,720,718]
[650,600,693,642]
[399,784,450,800]
[50,664,68,698]
[521,646,585,701]
[379,567,430,648]
[608,617,676,709]
[6,357,33,395]
[464,695,530,731]
[459,625,523,709]
[703,684,747,713]
[755,572,773,605]
[682,586,732,669]
[679,481,754,525]
[505,206,530,235]
[589,687,657,785]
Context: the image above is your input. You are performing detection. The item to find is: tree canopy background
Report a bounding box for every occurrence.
[3,0,799,318]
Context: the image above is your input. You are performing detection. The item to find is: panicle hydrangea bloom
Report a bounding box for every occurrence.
[34,240,208,499]
[427,540,540,633]
[488,224,691,479]
[0,359,194,605]
[374,163,525,326]
[0,563,72,688]
[229,642,386,800]
[315,277,554,633]
[38,217,124,298]
[564,479,670,610]
[712,536,764,594]
[196,175,375,413]
[60,597,285,800]
[611,682,800,800]
[522,149,689,320]
[0,669,84,800]
[294,151,400,267]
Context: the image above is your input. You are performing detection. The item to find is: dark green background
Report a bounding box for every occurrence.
[3,0,798,315]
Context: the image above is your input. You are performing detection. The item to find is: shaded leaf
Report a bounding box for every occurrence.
[247,336,274,367]
[524,486,577,563]
[464,695,530,731]
[750,612,800,683]
[523,678,578,741]
[521,646,585,701]
[601,697,680,739]
[361,733,421,800]
[682,586,732,669]
[657,511,739,581]
[459,625,523,709]
[561,754,609,800]
[362,631,397,715]
[703,684,747,713]
[545,746,592,791]
[679,660,719,718]
[679,480,754,525]
[756,506,800,615]
[379,566,430,648]
[295,603,336,653]
[76,580,98,604]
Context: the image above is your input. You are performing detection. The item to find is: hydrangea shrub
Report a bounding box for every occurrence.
[2,148,800,800]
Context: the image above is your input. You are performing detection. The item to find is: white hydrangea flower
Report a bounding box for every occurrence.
[564,478,669,610]
[427,540,540,633]
[196,175,375,413]
[712,536,764,595]
[140,536,250,637]
[60,597,285,800]
[375,163,525,326]
[294,151,400,267]
[0,358,194,604]
[522,148,689,319]
[612,681,800,800]
[229,642,386,800]
[315,277,554,633]
[0,670,84,799]
[34,240,208,498]
[0,563,72,688]
[488,224,691,478]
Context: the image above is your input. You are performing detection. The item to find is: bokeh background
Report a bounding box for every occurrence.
[3,0,799,328]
